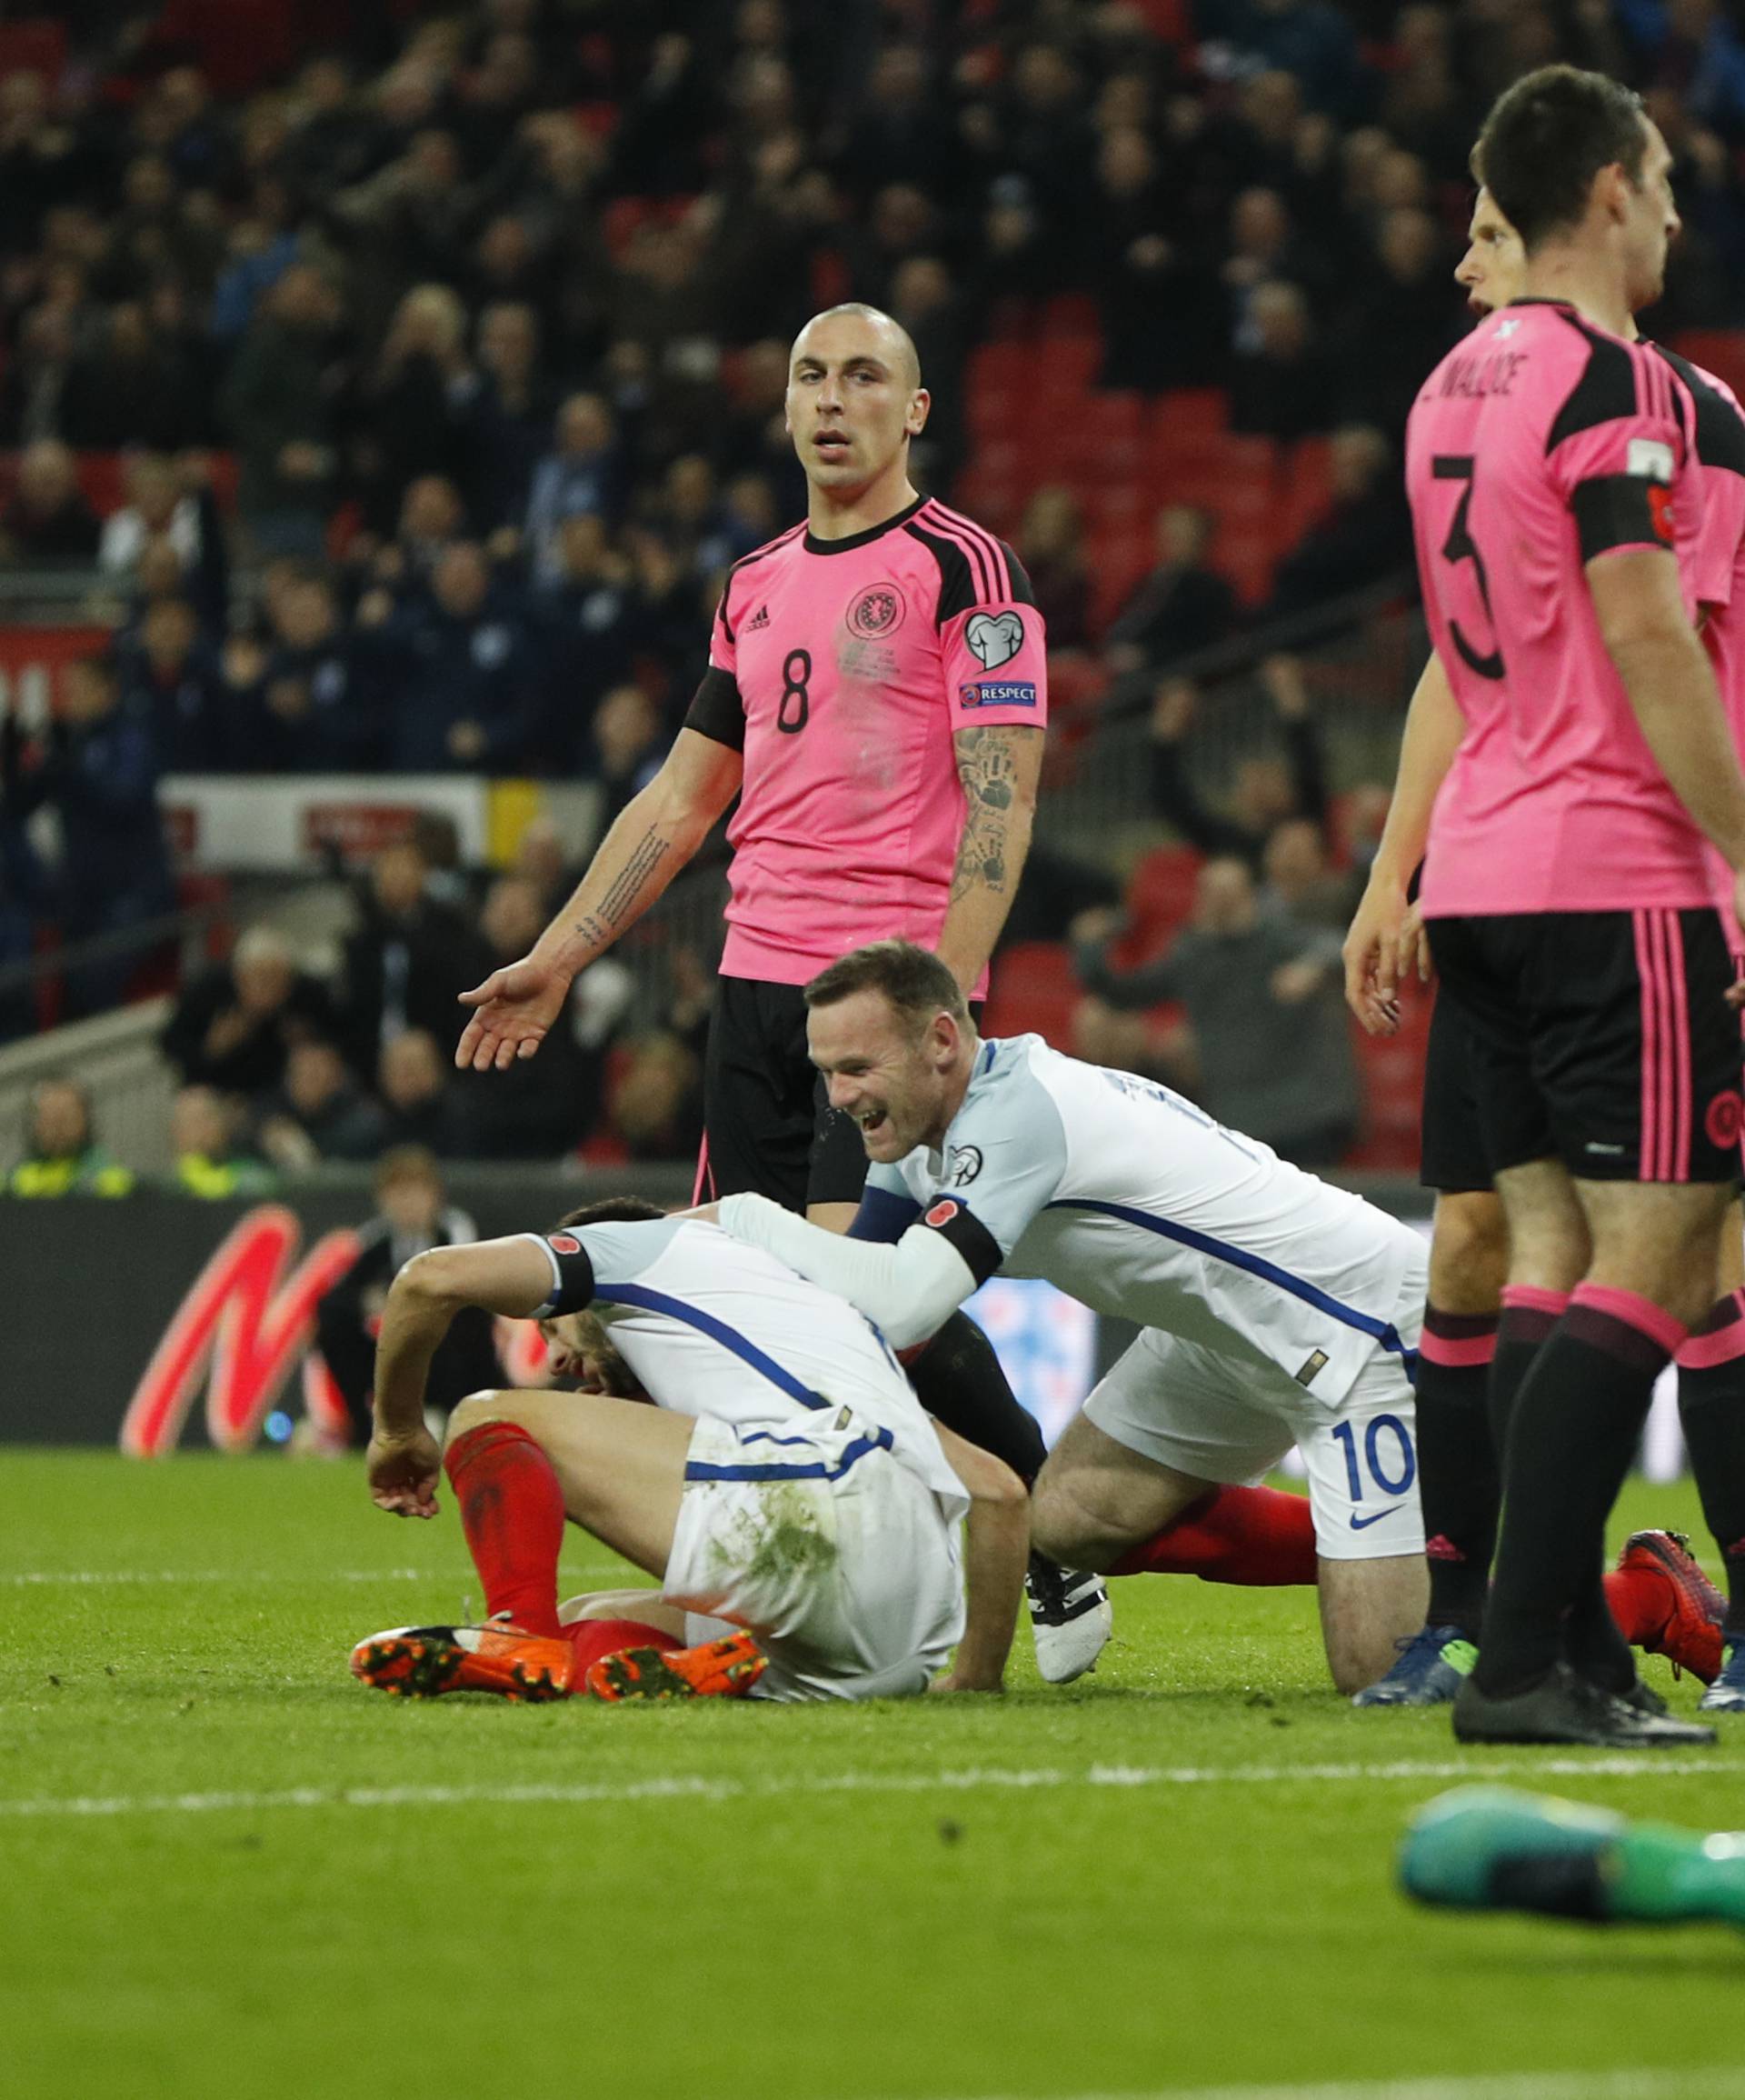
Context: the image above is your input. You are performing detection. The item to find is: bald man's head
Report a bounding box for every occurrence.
[791,304,922,390]
[785,303,930,511]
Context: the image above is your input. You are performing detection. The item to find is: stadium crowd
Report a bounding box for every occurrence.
[5,0,1745,1170]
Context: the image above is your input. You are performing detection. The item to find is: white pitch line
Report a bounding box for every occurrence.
[934,2073,1745,2100]
[2,1755,1742,1822]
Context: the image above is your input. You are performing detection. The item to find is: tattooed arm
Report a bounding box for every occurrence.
[933,725,1044,995]
[455,729,743,1073]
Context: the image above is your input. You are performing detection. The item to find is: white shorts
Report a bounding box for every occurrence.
[1082,1324,1425,1563]
[662,1412,965,1701]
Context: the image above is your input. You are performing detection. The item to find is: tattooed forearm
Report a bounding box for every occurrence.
[573,830,671,945]
[950,728,1022,901]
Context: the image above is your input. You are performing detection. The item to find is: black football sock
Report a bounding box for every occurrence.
[1487,1285,1567,1456]
[1475,1287,1682,1700]
[1415,1308,1501,1637]
[1678,1289,1745,1641]
[905,1308,1047,1487]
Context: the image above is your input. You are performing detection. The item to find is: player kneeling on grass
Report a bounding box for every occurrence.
[711,941,1432,1696]
[353,1198,1028,1704]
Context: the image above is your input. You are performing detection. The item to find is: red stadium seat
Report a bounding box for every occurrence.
[0,19,65,82]
[1114,845,1203,966]
[1152,388,1231,437]
[1671,330,1745,404]
[982,941,1082,1048]
[968,342,1033,395]
[1042,295,1102,339]
[1346,1000,1433,1174]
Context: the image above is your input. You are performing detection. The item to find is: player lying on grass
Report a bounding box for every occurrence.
[706,940,1434,1696]
[1341,178,1742,1711]
[353,1196,1028,1704]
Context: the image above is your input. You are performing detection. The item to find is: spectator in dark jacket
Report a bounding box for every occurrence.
[1149,657,1328,865]
[119,597,234,772]
[536,514,640,766]
[254,1036,388,1168]
[1228,280,1341,440]
[2,654,177,1017]
[221,263,343,557]
[0,440,100,565]
[466,299,551,532]
[373,1027,466,1154]
[314,1146,499,1443]
[524,391,621,585]
[1265,425,1411,618]
[161,926,339,1100]
[451,876,615,1158]
[260,569,389,772]
[388,541,542,771]
[1074,854,1360,1166]
[338,837,479,1077]
[1104,506,1237,683]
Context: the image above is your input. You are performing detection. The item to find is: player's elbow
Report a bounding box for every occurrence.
[394,1246,471,1310]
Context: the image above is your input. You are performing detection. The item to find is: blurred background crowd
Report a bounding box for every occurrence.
[4,0,1745,1186]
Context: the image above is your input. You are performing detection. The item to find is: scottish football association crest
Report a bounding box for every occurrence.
[847,584,905,639]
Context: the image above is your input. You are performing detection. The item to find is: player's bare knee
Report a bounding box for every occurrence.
[444,1391,527,1446]
[1428,1192,1508,1314]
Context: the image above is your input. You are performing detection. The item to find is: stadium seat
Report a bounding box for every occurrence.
[1279,435,1334,547]
[968,342,1034,395]
[0,19,65,82]
[982,940,1082,1048]
[1345,1000,1433,1174]
[1672,329,1745,404]
[1034,338,1103,393]
[1119,845,1202,963]
[1152,387,1231,436]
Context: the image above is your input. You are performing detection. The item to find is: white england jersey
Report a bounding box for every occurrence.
[865,1035,1424,1407]
[523,1216,969,1519]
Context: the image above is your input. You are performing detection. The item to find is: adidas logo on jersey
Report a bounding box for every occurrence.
[744,603,771,632]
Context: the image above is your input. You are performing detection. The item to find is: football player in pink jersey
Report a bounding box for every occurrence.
[1343,185,1738,1712]
[1401,65,1745,1746]
[454,302,1111,1682]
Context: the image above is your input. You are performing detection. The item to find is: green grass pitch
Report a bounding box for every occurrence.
[5,1451,1744,2100]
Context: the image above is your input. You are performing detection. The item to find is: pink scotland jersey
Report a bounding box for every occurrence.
[1409,299,1707,917]
[682,495,1046,995]
[1654,344,1745,924]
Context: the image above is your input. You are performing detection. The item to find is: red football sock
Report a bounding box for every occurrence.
[444,1421,567,1637]
[563,1618,682,1674]
[1108,1485,1318,1585]
[1602,1564,1670,1647]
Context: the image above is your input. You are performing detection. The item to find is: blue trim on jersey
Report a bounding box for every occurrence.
[685,1427,893,1485]
[590,1283,829,1410]
[741,1429,818,1449]
[978,1040,998,1076]
[1043,1197,1418,1370]
[848,1185,921,1244]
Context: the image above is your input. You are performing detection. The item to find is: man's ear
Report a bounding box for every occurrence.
[907,387,931,437]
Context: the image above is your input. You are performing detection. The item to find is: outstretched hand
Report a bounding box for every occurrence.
[454,955,569,1071]
[366,1427,443,1518]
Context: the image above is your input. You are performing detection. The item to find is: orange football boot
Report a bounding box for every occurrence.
[1617,1530,1726,1684]
[584,1630,767,1703]
[350,1617,576,1701]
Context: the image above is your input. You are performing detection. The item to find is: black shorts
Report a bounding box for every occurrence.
[699,975,872,1211]
[1426,907,1744,1185]
[1420,989,1492,1195]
